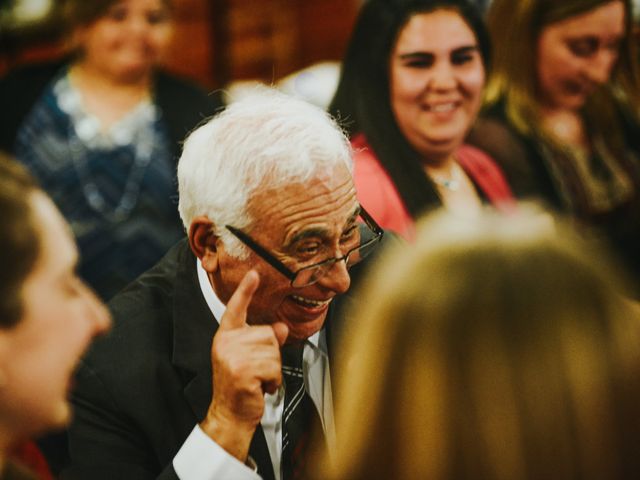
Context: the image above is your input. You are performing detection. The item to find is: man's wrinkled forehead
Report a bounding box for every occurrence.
[246,169,357,236]
[285,204,360,243]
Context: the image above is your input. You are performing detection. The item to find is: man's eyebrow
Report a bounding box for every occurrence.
[344,206,360,227]
[288,227,331,246]
[286,207,361,246]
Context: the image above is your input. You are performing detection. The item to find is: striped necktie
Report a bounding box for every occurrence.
[281,344,324,480]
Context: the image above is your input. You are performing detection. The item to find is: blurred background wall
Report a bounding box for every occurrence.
[0,0,360,89]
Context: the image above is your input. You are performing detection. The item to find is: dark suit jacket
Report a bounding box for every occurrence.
[62,237,378,479]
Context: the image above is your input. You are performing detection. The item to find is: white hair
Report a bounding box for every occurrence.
[178,86,353,258]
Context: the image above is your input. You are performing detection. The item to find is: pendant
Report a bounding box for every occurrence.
[439,178,460,191]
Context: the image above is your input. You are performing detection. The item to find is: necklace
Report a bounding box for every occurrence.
[69,129,154,223]
[428,162,462,191]
[56,73,158,223]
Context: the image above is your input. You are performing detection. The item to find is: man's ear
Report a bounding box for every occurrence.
[188,216,220,273]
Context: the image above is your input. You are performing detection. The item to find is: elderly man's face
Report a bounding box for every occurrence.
[214,164,358,342]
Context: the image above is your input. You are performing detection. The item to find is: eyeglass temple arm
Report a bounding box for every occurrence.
[358,206,384,237]
[225,225,296,280]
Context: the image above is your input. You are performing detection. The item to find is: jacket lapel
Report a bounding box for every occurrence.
[170,241,216,420]
[169,241,275,477]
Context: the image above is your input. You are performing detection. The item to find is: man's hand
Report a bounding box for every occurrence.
[200,270,289,462]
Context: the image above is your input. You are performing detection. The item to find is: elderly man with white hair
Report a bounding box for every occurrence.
[63,88,384,480]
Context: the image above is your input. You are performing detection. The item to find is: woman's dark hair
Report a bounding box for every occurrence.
[0,153,40,328]
[62,0,172,29]
[329,0,490,218]
[62,0,122,28]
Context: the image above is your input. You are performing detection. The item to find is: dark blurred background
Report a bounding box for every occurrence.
[0,0,361,89]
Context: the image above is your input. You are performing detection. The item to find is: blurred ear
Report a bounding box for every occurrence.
[188,217,219,273]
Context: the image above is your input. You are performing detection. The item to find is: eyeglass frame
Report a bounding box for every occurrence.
[225,206,384,287]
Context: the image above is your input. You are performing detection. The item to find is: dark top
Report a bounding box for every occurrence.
[0,58,223,158]
[0,463,38,480]
[468,103,640,287]
[62,236,391,479]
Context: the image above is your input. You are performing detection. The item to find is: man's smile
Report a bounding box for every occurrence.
[290,295,332,309]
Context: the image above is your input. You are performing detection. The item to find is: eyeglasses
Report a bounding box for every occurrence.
[226,206,383,287]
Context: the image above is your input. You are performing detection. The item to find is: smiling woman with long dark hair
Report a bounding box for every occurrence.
[330,0,514,240]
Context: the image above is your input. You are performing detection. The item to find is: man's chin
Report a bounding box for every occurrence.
[52,401,72,429]
[283,315,328,344]
[28,402,72,439]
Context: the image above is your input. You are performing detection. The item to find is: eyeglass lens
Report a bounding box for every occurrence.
[291,215,381,287]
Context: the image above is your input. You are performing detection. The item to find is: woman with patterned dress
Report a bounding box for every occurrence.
[1,0,221,299]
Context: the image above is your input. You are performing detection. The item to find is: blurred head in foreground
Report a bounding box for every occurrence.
[0,154,110,454]
[328,206,640,479]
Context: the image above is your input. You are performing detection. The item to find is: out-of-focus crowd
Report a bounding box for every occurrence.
[1,1,640,479]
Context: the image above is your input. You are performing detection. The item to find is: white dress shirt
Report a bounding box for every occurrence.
[173,260,335,479]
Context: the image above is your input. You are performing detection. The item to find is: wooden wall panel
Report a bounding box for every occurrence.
[162,0,216,86]
[298,1,358,65]
[226,0,299,81]
[0,0,360,89]
[221,0,358,84]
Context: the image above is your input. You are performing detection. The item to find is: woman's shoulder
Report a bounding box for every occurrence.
[351,134,386,171]
[457,144,515,206]
[154,70,223,112]
[0,58,69,152]
[468,111,525,154]
[0,58,68,113]
[351,133,399,189]
[467,110,549,199]
[152,70,224,152]
[469,102,546,165]
[0,58,67,89]
[154,70,206,95]
[350,133,414,238]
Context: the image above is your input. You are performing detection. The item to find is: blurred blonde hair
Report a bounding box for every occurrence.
[327,206,640,480]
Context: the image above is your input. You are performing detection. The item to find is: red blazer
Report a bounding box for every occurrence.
[351,133,515,240]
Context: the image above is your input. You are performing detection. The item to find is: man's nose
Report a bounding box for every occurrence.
[317,259,351,294]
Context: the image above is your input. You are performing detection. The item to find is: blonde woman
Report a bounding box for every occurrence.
[327,208,640,479]
[469,0,640,288]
